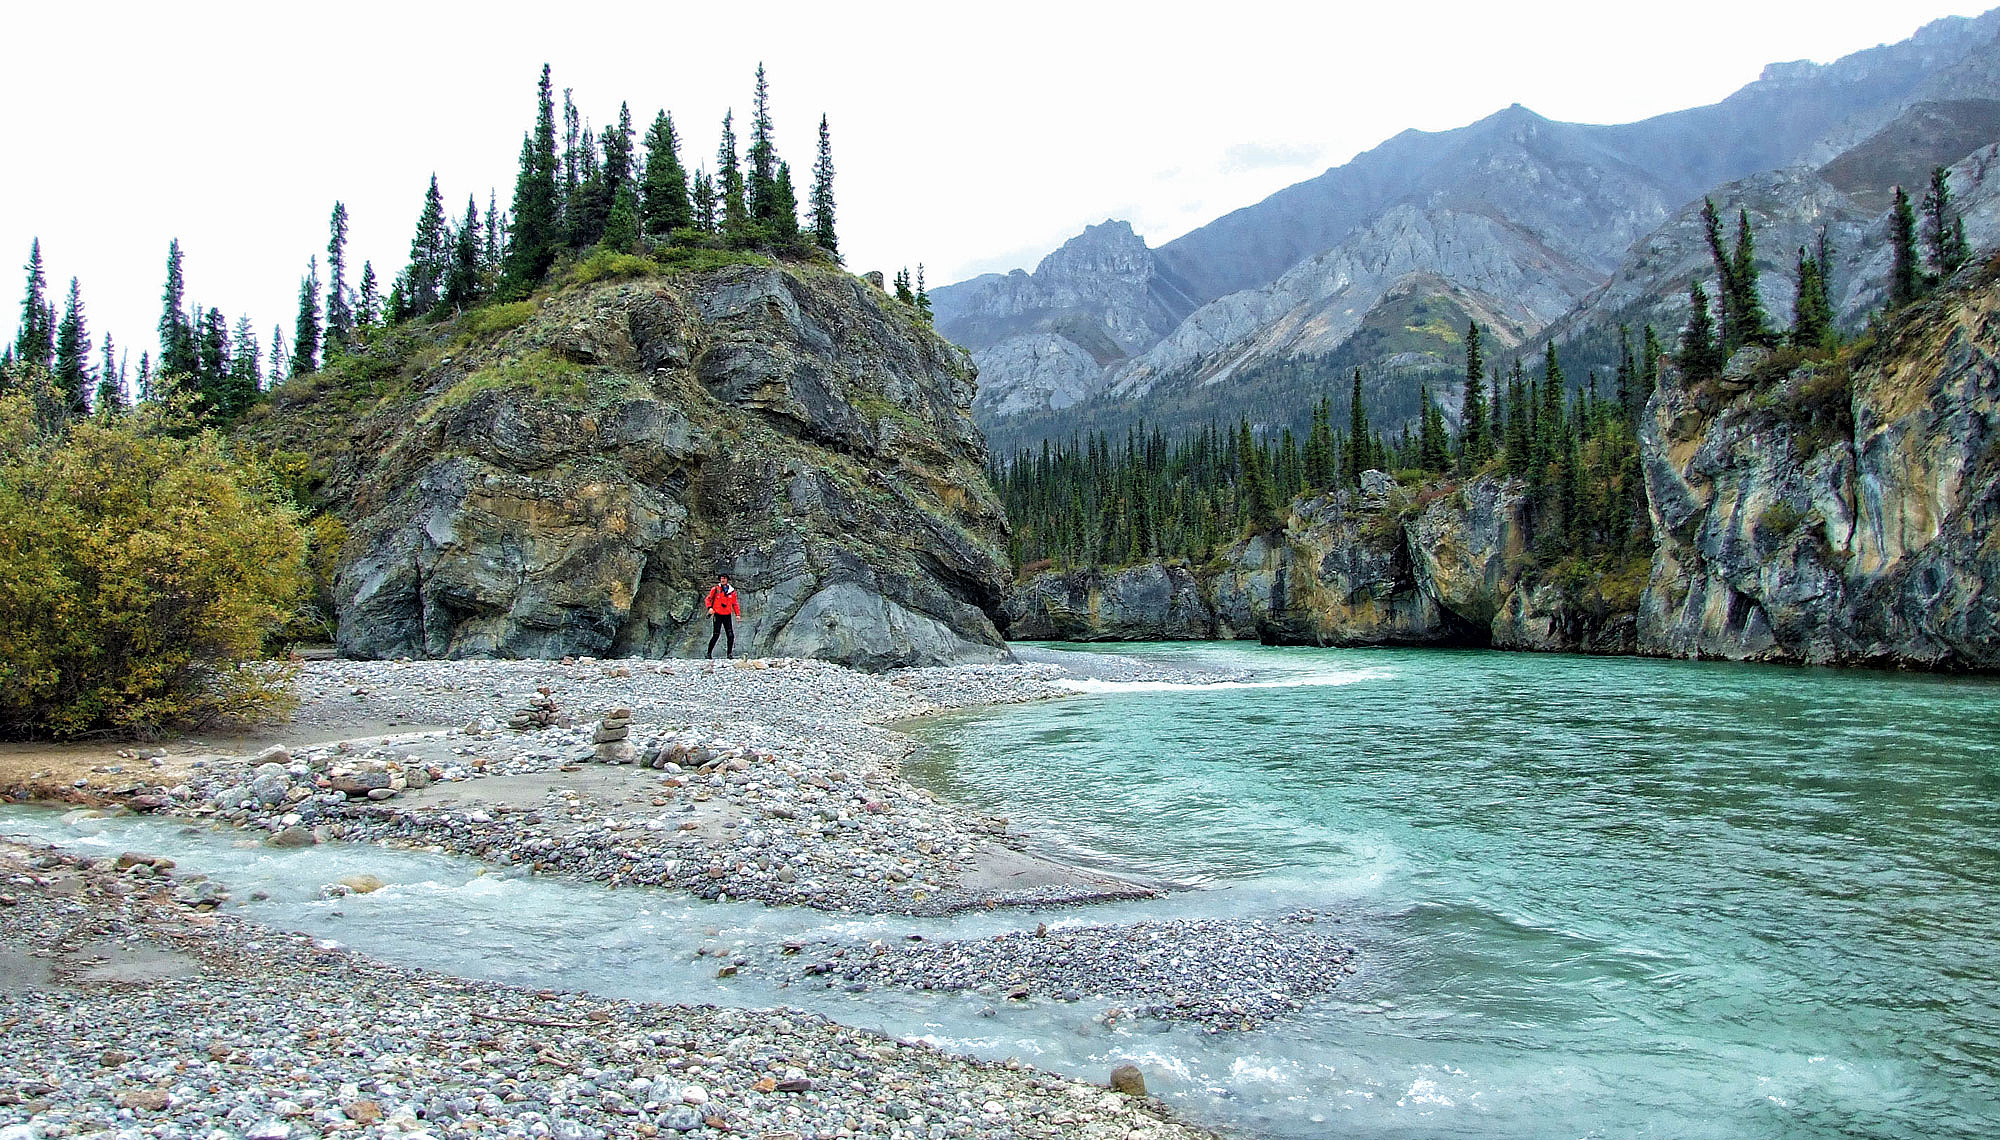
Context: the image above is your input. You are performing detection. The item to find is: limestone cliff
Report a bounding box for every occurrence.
[1638,271,2000,668]
[247,262,1014,668]
[1006,269,2000,671]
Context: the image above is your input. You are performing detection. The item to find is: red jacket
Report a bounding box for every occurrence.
[704,583,741,617]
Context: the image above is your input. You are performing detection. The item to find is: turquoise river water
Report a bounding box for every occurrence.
[6,643,1999,1139]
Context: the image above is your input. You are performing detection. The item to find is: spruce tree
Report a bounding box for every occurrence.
[95,334,123,414]
[809,114,837,255]
[561,88,582,221]
[915,264,932,320]
[1460,321,1486,468]
[717,111,749,246]
[229,316,261,408]
[1699,199,1732,352]
[196,307,229,412]
[1728,209,1769,348]
[1534,343,1565,474]
[1346,368,1370,486]
[293,257,321,377]
[691,170,718,233]
[1790,245,1831,351]
[770,162,801,245]
[1640,325,1662,408]
[405,175,448,314]
[443,196,482,310]
[601,185,640,253]
[1889,186,1922,309]
[15,240,53,371]
[1922,165,1970,278]
[1304,396,1335,489]
[52,277,91,415]
[1417,388,1448,472]
[639,111,691,241]
[357,261,380,329]
[747,64,778,224]
[1680,281,1722,379]
[135,352,153,404]
[267,326,287,389]
[501,65,562,298]
[325,201,353,350]
[158,239,196,383]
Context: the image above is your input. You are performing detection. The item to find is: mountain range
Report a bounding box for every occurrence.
[935,9,2000,455]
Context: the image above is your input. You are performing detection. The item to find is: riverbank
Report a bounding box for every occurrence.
[5,653,1238,915]
[0,837,1215,1140]
[0,649,1267,1140]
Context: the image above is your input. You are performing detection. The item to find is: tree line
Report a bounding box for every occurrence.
[1676,165,1970,377]
[2,63,853,425]
[995,321,1651,573]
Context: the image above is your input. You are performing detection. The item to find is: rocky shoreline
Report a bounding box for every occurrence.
[0,648,1322,1140]
[0,839,1214,1140]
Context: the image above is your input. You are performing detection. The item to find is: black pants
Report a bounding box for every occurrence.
[707,615,735,657]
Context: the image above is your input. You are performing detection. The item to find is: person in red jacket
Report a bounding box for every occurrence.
[704,574,741,659]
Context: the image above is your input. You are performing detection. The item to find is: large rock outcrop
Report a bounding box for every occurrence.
[1638,277,2000,668]
[255,264,1014,668]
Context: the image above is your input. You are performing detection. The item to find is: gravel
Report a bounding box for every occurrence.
[0,839,1217,1140]
[115,657,1181,915]
[769,916,1359,1031]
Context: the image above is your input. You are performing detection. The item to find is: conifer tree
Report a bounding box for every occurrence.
[717,111,749,245]
[915,263,932,320]
[1303,396,1335,488]
[96,334,123,414]
[501,65,562,298]
[158,240,196,383]
[1680,281,1722,379]
[1534,343,1565,473]
[1503,359,1530,472]
[195,307,229,411]
[770,162,801,245]
[747,65,778,224]
[1889,186,1922,309]
[135,352,153,404]
[325,202,353,350]
[1728,209,1769,348]
[809,114,837,255]
[1459,321,1486,468]
[1922,165,1970,278]
[404,175,448,315]
[229,316,261,405]
[293,257,321,377]
[443,196,482,310]
[601,185,640,253]
[1417,388,1448,471]
[15,240,53,371]
[485,190,502,273]
[892,267,914,305]
[639,111,691,241]
[356,261,380,329]
[267,327,286,389]
[690,170,717,233]
[1699,199,1732,352]
[561,88,582,220]
[52,277,91,416]
[1345,368,1370,486]
[1790,245,1832,351]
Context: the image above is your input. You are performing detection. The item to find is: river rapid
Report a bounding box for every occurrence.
[7,643,1998,1139]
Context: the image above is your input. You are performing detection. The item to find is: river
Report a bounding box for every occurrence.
[7,643,1998,1139]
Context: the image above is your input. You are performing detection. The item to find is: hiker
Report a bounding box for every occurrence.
[705,574,741,658]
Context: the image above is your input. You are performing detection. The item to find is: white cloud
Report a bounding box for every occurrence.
[2,0,1989,369]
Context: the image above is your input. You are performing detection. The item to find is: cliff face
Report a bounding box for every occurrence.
[1639,277,2000,668]
[1006,271,2000,671]
[1006,473,1595,651]
[253,264,1014,669]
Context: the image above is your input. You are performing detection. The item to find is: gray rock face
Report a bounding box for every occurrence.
[1002,563,1213,641]
[1639,280,2000,669]
[300,266,1015,668]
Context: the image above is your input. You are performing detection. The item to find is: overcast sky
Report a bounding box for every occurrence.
[4,1,1991,376]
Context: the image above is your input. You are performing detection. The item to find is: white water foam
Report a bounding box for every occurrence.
[1052,668,1390,695]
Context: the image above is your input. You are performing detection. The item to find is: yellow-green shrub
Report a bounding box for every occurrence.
[0,392,310,738]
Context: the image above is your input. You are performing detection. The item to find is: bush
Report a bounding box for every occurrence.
[573,248,660,284]
[0,391,309,737]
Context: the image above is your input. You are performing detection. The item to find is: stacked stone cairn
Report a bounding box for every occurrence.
[594,706,635,763]
[508,686,563,731]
